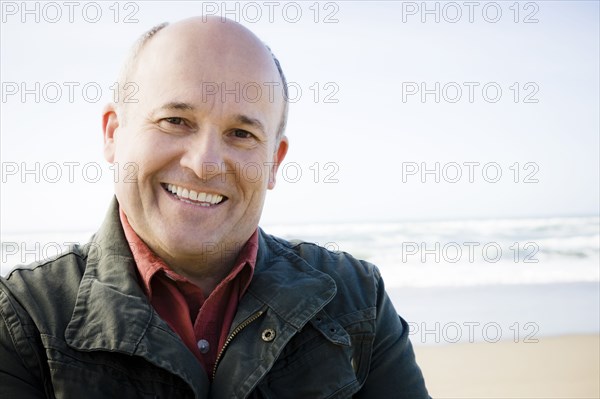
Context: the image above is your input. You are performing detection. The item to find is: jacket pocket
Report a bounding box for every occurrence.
[46,349,195,399]
[253,311,374,399]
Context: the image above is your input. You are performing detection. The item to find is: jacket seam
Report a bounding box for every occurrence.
[5,250,88,280]
[0,291,30,368]
[0,288,48,388]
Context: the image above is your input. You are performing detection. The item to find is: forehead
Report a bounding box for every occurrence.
[128,22,285,128]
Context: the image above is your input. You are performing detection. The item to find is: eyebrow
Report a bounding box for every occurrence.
[234,114,266,135]
[160,102,195,111]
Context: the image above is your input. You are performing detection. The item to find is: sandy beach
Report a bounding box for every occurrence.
[414,335,600,398]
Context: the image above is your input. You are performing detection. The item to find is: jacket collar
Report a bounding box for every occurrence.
[248,230,336,328]
[222,228,338,347]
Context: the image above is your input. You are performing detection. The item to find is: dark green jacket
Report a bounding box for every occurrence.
[0,200,429,398]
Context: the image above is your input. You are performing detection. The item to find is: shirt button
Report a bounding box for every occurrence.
[197,339,210,354]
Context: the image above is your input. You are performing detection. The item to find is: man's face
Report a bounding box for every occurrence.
[103,21,288,267]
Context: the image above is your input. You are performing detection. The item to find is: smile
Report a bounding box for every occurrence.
[162,183,227,207]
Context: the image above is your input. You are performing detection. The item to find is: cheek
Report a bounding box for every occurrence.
[112,128,139,163]
[228,147,267,178]
[115,131,173,172]
[111,148,158,196]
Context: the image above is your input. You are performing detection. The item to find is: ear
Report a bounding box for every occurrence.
[102,103,120,164]
[268,135,289,190]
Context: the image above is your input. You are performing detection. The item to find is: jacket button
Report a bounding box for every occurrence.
[261,328,276,342]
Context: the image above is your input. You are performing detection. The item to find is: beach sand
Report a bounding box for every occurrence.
[413,335,600,398]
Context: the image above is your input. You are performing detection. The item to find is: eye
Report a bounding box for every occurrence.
[231,129,254,139]
[157,117,192,132]
[163,117,185,125]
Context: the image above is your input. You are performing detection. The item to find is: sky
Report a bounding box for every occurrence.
[1,1,599,233]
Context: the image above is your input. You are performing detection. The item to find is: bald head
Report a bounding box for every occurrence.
[117,16,289,139]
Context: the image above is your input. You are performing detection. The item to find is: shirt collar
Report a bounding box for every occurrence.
[118,207,258,299]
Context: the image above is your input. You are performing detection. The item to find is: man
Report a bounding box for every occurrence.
[0,17,429,398]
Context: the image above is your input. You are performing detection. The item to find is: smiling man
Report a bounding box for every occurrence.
[103,18,288,301]
[0,17,429,398]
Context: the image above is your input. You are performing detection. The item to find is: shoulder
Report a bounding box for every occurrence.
[260,231,384,305]
[2,242,89,289]
[0,243,93,393]
[264,231,381,276]
[1,242,90,326]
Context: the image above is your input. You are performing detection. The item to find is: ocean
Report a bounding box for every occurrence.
[2,215,598,344]
[265,215,600,287]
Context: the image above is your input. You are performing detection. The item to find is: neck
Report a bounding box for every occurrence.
[161,249,240,297]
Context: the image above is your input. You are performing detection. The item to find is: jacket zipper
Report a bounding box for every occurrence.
[212,310,264,380]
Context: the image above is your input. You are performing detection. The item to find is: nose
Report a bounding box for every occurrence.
[179,126,226,181]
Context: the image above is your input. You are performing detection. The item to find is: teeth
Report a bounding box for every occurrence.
[164,184,224,205]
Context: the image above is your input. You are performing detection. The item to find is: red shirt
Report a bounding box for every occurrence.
[119,209,257,377]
